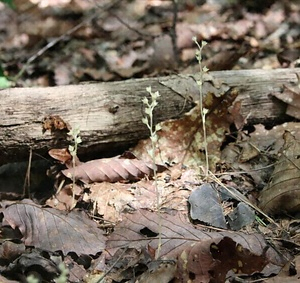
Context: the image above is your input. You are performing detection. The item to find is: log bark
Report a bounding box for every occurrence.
[1,68,299,165]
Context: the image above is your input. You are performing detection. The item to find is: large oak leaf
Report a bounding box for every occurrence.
[2,200,106,255]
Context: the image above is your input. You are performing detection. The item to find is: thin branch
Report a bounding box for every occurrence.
[171,0,180,65]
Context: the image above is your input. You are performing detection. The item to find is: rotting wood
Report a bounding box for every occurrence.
[0,68,299,165]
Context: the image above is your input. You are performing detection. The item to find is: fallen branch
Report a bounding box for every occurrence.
[0,68,299,164]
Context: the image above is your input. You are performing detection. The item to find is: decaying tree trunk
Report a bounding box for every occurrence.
[1,68,299,165]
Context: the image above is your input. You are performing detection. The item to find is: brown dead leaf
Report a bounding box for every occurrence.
[107,209,286,281]
[0,241,25,262]
[86,182,136,223]
[150,35,177,72]
[263,254,300,283]
[46,183,83,211]
[48,148,72,165]
[176,238,214,283]
[210,236,267,282]
[221,122,300,188]
[228,100,247,130]
[259,131,300,215]
[136,260,177,283]
[272,80,300,119]
[84,177,189,223]
[4,252,60,282]
[133,88,238,170]
[205,43,249,71]
[2,200,106,255]
[277,49,300,67]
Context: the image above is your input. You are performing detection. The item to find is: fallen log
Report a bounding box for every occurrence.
[0,68,299,165]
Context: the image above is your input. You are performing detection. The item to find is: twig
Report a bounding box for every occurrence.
[23,148,33,198]
[171,0,180,65]
[96,248,128,283]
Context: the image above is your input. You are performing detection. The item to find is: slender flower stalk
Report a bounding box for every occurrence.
[68,127,82,209]
[192,37,209,177]
[142,86,162,258]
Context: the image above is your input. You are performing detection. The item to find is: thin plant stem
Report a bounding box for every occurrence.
[193,38,209,177]
[68,127,82,209]
[142,87,162,259]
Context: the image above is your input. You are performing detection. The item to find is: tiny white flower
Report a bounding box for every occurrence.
[142,97,149,105]
[155,124,162,132]
[152,91,160,99]
[152,101,158,107]
[203,108,209,115]
[148,148,154,157]
[145,108,152,115]
[142,117,148,125]
[150,135,158,143]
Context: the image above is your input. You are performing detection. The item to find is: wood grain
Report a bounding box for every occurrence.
[1,68,299,164]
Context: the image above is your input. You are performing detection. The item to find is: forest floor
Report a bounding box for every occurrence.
[0,0,300,282]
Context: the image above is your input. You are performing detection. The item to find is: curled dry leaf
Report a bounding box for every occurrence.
[62,153,166,184]
[259,131,300,215]
[2,200,106,255]
[48,148,72,164]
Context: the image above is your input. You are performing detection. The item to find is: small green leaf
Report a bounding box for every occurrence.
[0,0,15,9]
[0,76,12,89]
